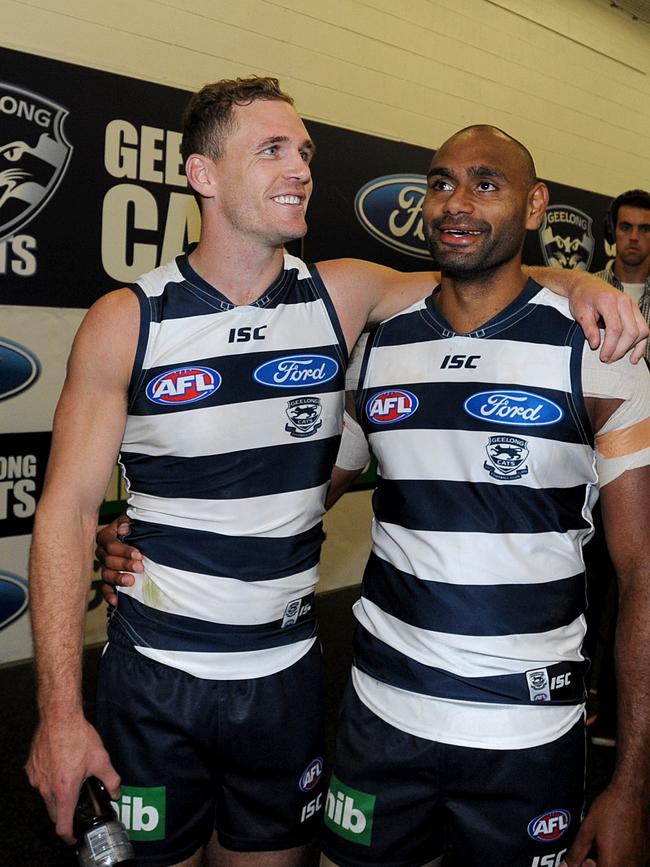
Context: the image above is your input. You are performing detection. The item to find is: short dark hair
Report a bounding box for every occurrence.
[181,76,294,164]
[611,189,650,227]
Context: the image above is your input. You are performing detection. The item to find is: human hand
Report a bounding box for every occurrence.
[570,278,649,364]
[26,713,121,843]
[95,514,142,606]
[560,784,648,867]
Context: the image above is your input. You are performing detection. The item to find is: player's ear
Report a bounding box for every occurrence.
[526,182,549,231]
[185,154,216,199]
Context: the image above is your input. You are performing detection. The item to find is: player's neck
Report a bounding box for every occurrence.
[613,258,650,286]
[189,231,285,306]
[437,261,526,334]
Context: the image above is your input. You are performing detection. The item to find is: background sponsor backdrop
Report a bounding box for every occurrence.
[1,46,613,664]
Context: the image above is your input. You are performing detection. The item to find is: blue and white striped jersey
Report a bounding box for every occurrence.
[112,250,347,679]
[354,280,605,749]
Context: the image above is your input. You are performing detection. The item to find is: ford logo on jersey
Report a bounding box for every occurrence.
[0,338,40,402]
[354,174,430,259]
[527,809,571,842]
[366,389,419,424]
[146,366,221,405]
[254,355,339,388]
[0,572,29,630]
[299,757,324,792]
[464,390,563,426]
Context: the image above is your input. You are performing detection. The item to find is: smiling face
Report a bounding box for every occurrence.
[196,98,315,249]
[423,127,547,279]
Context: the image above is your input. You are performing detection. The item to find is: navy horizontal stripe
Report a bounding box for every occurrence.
[127,519,324,580]
[121,436,341,499]
[354,627,587,705]
[361,552,586,636]
[129,343,345,416]
[362,380,584,443]
[110,594,317,653]
[374,280,575,347]
[373,479,591,533]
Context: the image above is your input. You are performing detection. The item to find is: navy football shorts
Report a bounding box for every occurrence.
[95,634,326,866]
[321,681,585,867]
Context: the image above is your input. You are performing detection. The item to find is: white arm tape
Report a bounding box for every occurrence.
[336,410,371,471]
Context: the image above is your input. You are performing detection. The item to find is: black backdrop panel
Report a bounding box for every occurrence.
[0,46,613,310]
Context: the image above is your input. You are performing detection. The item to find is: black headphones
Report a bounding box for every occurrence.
[604,189,650,245]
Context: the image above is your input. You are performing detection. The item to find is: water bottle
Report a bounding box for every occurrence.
[74,776,135,866]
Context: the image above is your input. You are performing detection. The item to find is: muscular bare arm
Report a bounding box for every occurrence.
[563,462,650,867]
[25,288,139,843]
[317,259,648,361]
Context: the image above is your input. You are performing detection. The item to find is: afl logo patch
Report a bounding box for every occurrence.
[146,366,221,405]
[366,389,419,424]
[354,174,429,259]
[0,338,40,401]
[527,809,571,842]
[464,390,563,426]
[0,572,29,630]
[299,757,323,792]
[254,355,339,388]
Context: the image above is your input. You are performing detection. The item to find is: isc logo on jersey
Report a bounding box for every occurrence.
[146,366,221,405]
[527,809,571,842]
[366,389,418,424]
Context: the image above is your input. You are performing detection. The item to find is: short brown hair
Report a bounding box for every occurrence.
[181,76,294,164]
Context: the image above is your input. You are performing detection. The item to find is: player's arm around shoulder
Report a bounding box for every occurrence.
[562,355,650,867]
[26,288,139,843]
[316,258,437,349]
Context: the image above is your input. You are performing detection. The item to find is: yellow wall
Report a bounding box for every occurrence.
[3,0,649,592]
[4,0,649,195]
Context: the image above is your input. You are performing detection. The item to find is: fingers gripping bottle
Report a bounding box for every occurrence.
[74,777,135,866]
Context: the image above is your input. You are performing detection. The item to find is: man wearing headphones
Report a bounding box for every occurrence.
[596,190,650,365]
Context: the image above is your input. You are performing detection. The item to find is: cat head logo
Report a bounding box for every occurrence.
[0,83,73,242]
[539,205,594,271]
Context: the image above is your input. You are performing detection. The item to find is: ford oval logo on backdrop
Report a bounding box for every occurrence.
[254,355,339,388]
[355,174,430,259]
[146,366,221,405]
[0,572,29,630]
[464,390,563,426]
[0,338,40,402]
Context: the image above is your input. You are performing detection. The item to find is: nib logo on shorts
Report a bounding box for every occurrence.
[111,785,166,841]
[324,775,375,846]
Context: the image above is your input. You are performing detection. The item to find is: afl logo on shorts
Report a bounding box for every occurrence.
[366,389,418,424]
[527,809,571,842]
[146,366,221,405]
[299,758,323,792]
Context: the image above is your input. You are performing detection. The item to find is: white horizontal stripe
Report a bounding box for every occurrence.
[123,391,343,456]
[369,428,596,487]
[371,521,591,585]
[134,637,316,680]
[365,336,572,389]
[142,299,337,368]
[352,667,583,749]
[119,561,319,624]
[528,286,573,319]
[128,483,327,537]
[137,260,183,297]
[354,598,586,678]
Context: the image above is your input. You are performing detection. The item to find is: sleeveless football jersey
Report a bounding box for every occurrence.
[112,250,347,680]
[353,280,600,749]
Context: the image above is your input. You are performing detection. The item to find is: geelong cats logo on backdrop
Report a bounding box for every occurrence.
[539,205,594,271]
[354,175,430,259]
[0,83,73,242]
